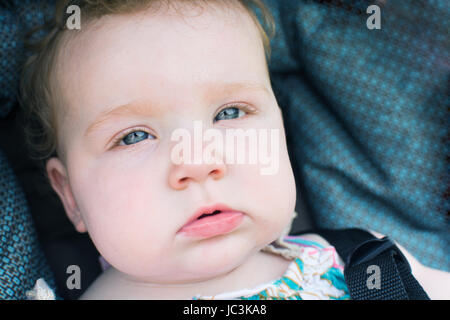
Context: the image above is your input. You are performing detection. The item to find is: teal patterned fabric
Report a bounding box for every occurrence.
[0,0,58,299]
[0,150,57,299]
[0,0,54,117]
[0,0,448,300]
[264,0,449,271]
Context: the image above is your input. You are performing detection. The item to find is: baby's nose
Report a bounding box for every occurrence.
[168,161,227,190]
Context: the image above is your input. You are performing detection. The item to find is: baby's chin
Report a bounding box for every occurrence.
[101,212,290,284]
[117,261,243,286]
[123,246,257,286]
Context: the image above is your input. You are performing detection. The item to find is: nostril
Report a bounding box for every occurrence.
[171,164,226,190]
[210,169,222,177]
[179,177,189,184]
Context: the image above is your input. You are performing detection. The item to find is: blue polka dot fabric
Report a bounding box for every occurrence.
[0,150,57,299]
[264,0,449,271]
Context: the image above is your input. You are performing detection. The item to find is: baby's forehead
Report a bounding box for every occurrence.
[53,1,269,142]
[58,1,257,61]
[56,3,265,104]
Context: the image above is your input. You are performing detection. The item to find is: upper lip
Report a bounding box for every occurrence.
[179,203,239,230]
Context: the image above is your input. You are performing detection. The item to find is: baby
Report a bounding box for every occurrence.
[19,0,448,299]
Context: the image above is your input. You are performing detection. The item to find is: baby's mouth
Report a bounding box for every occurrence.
[196,210,222,220]
[178,204,245,239]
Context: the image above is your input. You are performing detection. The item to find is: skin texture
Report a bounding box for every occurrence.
[46,2,297,298]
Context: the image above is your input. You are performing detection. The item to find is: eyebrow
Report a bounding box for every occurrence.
[84,101,163,137]
[84,81,270,137]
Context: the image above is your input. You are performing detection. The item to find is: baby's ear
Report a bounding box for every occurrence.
[46,157,87,233]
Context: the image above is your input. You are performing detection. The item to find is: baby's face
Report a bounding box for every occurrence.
[48,3,296,283]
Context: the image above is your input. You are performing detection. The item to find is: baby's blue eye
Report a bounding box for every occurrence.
[214,107,245,123]
[121,131,152,145]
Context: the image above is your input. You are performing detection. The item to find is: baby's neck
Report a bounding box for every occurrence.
[94,250,291,299]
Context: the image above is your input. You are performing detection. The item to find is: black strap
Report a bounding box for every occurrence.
[294,228,430,300]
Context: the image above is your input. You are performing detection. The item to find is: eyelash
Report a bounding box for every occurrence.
[214,103,258,123]
[111,103,258,147]
[111,126,154,147]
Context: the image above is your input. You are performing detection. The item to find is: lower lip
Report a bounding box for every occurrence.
[178,212,244,239]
